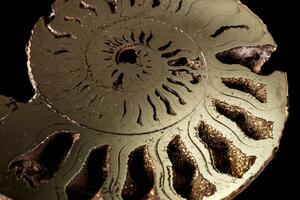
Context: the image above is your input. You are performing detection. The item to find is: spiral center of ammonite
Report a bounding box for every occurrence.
[32,17,209,134]
[116,45,138,64]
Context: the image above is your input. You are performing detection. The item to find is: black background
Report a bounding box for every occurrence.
[235,0,297,199]
[0,0,298,199]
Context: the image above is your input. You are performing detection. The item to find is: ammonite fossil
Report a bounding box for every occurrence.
[0,0,288,199]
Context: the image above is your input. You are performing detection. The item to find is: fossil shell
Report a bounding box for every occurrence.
[0,0,288,199]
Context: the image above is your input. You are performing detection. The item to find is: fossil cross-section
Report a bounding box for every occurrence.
[0,0,288,200]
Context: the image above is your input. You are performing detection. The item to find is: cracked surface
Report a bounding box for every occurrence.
[0,0,288,200]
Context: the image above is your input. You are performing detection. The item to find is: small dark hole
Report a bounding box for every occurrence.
[116,48,137,64]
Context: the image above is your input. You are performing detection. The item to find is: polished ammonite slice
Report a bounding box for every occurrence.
[0,0,288,199]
